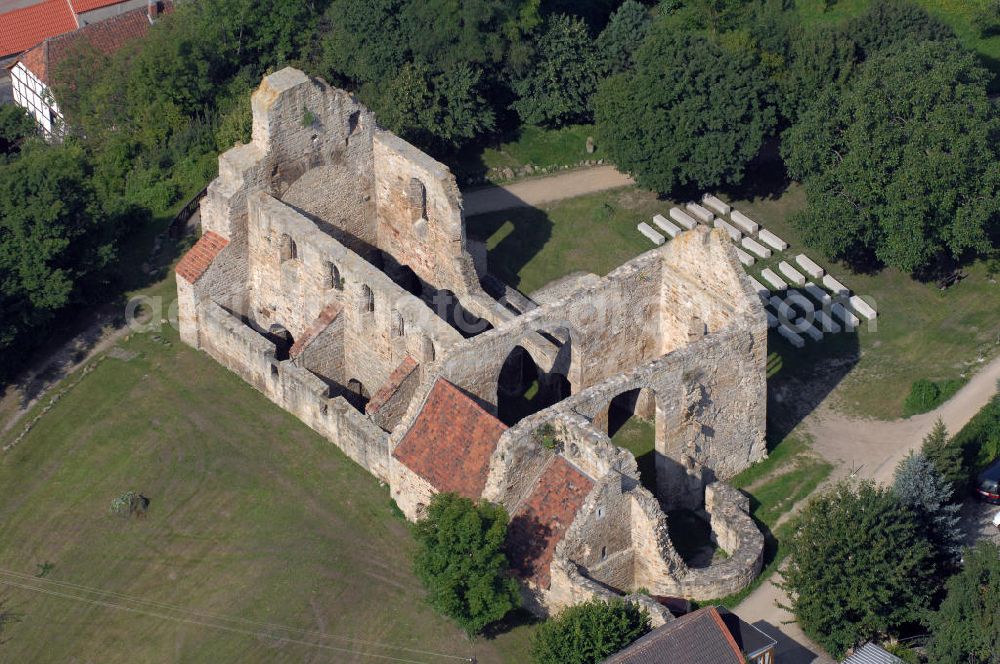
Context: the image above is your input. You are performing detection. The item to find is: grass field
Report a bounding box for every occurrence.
[453,125,600,184]
[468,184,1000,419]
[0,278,534,663]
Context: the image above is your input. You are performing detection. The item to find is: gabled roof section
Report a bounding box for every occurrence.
[842,643,906,664]
[367,356,418,414]
[176,231,228,284]
[506,456,593,588]
[603,606,745,664]
[0,0,77,58]
[289,302,343,359]
[15,1,170,83]
[392,378,507,499]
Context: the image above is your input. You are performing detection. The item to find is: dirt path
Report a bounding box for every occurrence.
[735,354,1000,662]
[809,353,1000,484]
[462,165,634,216]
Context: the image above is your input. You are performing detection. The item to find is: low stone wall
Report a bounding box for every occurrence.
[195,300,392,482]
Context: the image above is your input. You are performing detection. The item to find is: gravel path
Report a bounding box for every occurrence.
[462,165,634,216]
[735,354,1000,663]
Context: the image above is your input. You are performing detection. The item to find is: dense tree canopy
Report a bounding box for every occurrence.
[0,143,131,370]
[781,481,936,657]
[412,493,520,634]
[928,541,1000,664]
[0,106,36,158]
[594,25,776,194]
[847,0,957,59]
[531,598,650,664]
[782,41,1000,273]
[596,0,650,74]
[512,14,600,127]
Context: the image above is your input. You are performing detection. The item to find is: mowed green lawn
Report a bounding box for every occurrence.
[0,279,534,663]
[467,184,1000,419]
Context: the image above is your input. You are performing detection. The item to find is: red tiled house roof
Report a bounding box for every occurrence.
[289,302,343,359]
[71,0,128,12]
[506,456,592,588]
[176,231,228,284]
[0,0,77,58]
[392,378,507,499]
[16,1,171,83]
[603,606,745,664]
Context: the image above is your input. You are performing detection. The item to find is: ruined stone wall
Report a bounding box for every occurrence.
[373,132,481,295]
[559,475,636,590]
[245,193,461,397]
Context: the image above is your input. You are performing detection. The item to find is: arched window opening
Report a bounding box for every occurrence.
[279,234,297,262]
[325,262,342,290]
[408,177,426,222]
[604,388,657,493]
[496,345,570,426]
[359,284,374,313]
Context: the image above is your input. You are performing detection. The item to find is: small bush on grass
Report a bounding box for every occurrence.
[903,378,965,417]
[532,598,650,664]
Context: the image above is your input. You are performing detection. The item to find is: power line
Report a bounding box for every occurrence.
[0,570,474,663]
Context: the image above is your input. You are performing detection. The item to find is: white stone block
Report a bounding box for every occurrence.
[832,302,859,329]
[758,228,788,251]
[815,309,841,334]
[801,322,823,342]
[669,207,697,230]
[803,282,832,307]
[761,268,787,291]
[749,276,769,299]
[714,218,742,242]
[702,194,730,216]
[777,324,804,348]
[652,214,681,238]
[795,254,824,279]
[686,202,714,224]
[741,236,771,259]
[849,295,877,320]
[766,310,778,328]
[730,210,759,234]
[637,222,664,246]
[778,261,806,287]
[822,274,850,298]
[735,247,755,267]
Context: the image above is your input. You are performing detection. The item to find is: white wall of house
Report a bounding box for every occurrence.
[10,62,62,135]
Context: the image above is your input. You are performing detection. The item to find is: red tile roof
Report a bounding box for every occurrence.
[70,0,125,12]
[15,1,171,83]
[506,456,593,588]
[289,302,343,359]
[175,231,228,284]
[392,378,507,499]
[0,0,77,58]
[366,356,418,414]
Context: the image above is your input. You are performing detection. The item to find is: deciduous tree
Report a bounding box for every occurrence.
[594,27,775,194]
[413,493,520,634]
[781,481,936,658]
[782,42,1000,273]
[532,598,650,664]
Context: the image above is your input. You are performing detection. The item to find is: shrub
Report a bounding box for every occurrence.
[532,598,650,664]
[903,378,965,417]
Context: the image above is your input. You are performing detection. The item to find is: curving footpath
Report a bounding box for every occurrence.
[462,165,634,216]
[735,354,1000,664]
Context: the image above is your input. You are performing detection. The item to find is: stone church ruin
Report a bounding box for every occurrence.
[176,68,769,622]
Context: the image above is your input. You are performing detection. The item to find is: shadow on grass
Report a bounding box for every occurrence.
[766,325,861,440]
[480,608,541,641]
[466,207,554,291]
